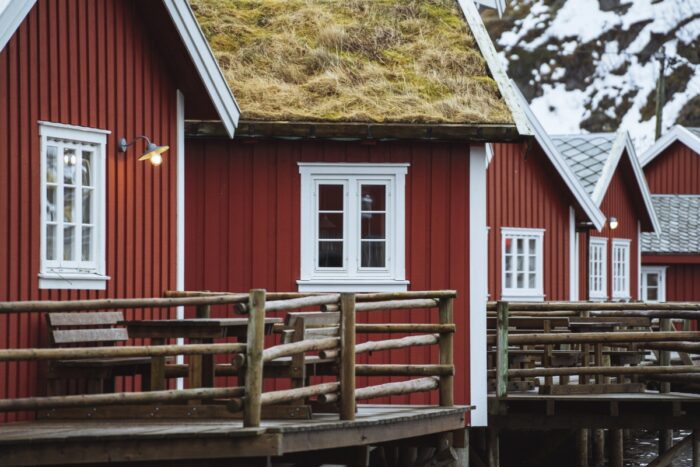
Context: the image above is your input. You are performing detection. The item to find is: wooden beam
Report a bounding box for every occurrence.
[496,301,509,399]
[355,298,438,312]
[486,331,700,345]
[340,293,356,421]
[262,337,339,362]
[648,433,694,467]
[495,365,700,378]
[355,377,439,400]
[356,324,455,333]
[260,382,340,406]
[354,364,453,377]
[243,289,265,428]
[439,297,454,407]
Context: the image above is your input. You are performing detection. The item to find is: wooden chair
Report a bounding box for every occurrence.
[45,311,151,395]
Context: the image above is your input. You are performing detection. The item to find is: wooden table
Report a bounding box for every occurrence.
[123,318,282,390]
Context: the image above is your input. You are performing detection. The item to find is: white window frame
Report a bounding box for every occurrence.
[39,121,110,290]
[641,266,667,303]
[589,237,608,301]
[611,239,631,301]
[500,227,545,302]
[298,163,408,292]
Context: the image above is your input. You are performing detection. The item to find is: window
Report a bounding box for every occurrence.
[641,266,666,302]
[589,237,608,300]
[501,228,544,301]
[298,163,408,292]
[611,239,631,300]
[39,122,109,290]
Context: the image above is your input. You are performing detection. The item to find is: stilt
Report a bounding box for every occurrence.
[659,429,673,463]
[610,429,623,467]
[577,429,589,467]
[693,430,699,467]
[593,429,605,467]
[487,428,499,467]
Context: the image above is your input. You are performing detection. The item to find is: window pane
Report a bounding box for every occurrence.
[361,241,386,268]
[517,256,523,271]
[318,241,343,267]
[63,148,77,184]
[528,238,536,252]
[528,273,536,288]
[517,238,524,254]
[319,184,343,211]
[319,213,343,239]
[517,273,524,288]
[64,188,75,223]
[361,185,386,211]
[82,189,92,224]
[647,287,658,301]
[46,146,58,183]
[505,255,512,273]
[528,255,536,272]
[647,273,658,287]
[46,224,56,260]
[46,186,57,222]
[63,225,75,261]
[81,151,93,186]
[361,213,385,239]
[82,226,93,261]
[505,237,513,255]
[505,273,512,288]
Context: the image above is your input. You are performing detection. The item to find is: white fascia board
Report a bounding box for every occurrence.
[456,0,531,136]
[163,0,240,138]
[591,132,626,207]
[0,0,36,52]
[510,84,606,230]
[639,126,700,167]
[623,133,661,236]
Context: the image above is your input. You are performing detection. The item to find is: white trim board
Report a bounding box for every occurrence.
[640,126,700,167]
[0,0,35,52]
[469,144,488,427]
[175,89,186,390]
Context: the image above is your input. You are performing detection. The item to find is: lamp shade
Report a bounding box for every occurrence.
[138,143,169,163]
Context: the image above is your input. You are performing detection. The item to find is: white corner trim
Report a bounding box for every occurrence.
[163,0,240,138]
[640,125,700,167]
[39,273,110,290]
[0,0,36,53]
[176,90,186,389]
[456,0,531,136]
[469,144,488,427]
[590,133,625,207]
[569,206,579,301]
[509,84,606,231]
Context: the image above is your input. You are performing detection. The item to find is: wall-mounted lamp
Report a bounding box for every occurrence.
[608,217,619,230]
[118,136,169,166]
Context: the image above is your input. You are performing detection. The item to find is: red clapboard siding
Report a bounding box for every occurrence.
[488,143,574,301]
[578,161,641,300]
[185,138,473,408]
[665,265,700,302]
[644,141,700,194]
[0,0,178,421]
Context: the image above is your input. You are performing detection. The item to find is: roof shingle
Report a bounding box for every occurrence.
[641,195,700,254]
[550,134,616,195]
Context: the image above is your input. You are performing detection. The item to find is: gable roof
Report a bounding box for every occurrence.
[0,0,240,138]
[639,125,700,167]
[509,85,604,230]
[552,132,660,234]
[641,195,700,254]
[190,0,527,132]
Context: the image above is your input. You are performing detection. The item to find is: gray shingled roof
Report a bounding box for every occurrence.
[688,128,700,139]
[550,134,616,195]
[641,195,700,254]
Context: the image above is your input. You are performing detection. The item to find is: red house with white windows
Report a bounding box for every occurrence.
[639,126,700,302]
[0,0,239,421]
[550,132,659,301]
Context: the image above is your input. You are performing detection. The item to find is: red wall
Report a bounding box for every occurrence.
[644,141,700,194]
[665,265,700,301]
[578,161,640,300]
[185,138,473,408]
[488,143,574,301]
[0,0,179,421]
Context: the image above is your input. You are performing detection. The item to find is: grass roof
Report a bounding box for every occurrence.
[190,0,514,125]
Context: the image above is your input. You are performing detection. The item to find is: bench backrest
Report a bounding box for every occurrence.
[283,311,340,344]
[46,311,128,346]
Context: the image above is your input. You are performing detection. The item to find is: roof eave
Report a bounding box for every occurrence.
[640,125,700,167]
[0,0,37,52]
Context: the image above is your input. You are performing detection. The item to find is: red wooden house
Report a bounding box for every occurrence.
[487,95,606,302]
[551,132,659,301]
[639,126,700,302]
[184,0,529,426]
[0,0,239,420]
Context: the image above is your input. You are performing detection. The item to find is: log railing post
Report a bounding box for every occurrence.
[496,301,509,399]
[438,297,454,406]
[243,289,266,428]
[340,293,356,421]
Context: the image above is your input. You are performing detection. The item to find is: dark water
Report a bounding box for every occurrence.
[624,430,692,467]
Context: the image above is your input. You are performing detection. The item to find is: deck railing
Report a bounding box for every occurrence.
[486,301,700,399]
[0,289,457,427]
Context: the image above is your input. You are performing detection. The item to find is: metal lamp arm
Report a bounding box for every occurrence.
[118,135,152,153]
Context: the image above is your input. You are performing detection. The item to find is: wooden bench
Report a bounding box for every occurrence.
[46,311,151,395]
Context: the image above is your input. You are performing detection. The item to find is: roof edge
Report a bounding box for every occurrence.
[0,0,37,52]
[456,0,532,137]
[164,0,240,138]
[639,125,700,167]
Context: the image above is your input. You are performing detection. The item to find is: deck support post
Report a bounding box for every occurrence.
[487,428,500,467]
[243,289,266,428]
[496,301,509,401]
[693,429,700,467]
[593,429,605,467]
[659,318,673,462]
[439,297,454,406]
[610,429,623,467]
[340,293,356,421]
[577,429,589,467]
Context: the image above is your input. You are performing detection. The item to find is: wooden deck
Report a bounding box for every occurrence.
[0,405,468,466]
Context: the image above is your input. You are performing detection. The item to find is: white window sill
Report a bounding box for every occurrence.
[39,272,110,290]
[588,295,608,302]
[501,292,545,302]
[611,295,631,302]
[297,279,409,293]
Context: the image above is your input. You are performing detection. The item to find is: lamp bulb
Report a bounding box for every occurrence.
[150,153,163,166]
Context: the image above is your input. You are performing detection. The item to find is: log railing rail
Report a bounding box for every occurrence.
[0,289,458,428]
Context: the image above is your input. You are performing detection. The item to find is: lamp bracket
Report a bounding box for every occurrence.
[118,135,152,153]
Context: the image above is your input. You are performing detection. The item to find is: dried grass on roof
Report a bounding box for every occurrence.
[190,0,514,124]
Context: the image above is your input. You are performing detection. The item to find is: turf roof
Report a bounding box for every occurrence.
[189,0,514,125]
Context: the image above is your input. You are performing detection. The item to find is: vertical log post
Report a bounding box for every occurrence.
[243,289,266,428]
[496,301,509,400]
[659,317,673,456]
[578,429,590,467]
[693,429,699,467]
[340,293,356,421]
[543,319,553,387]
[439,297,454,407]
[487,428,500,467]
[580,309,590,385]
[593,429,605,467]
[610,429,623,467]
[190,304,213,389]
